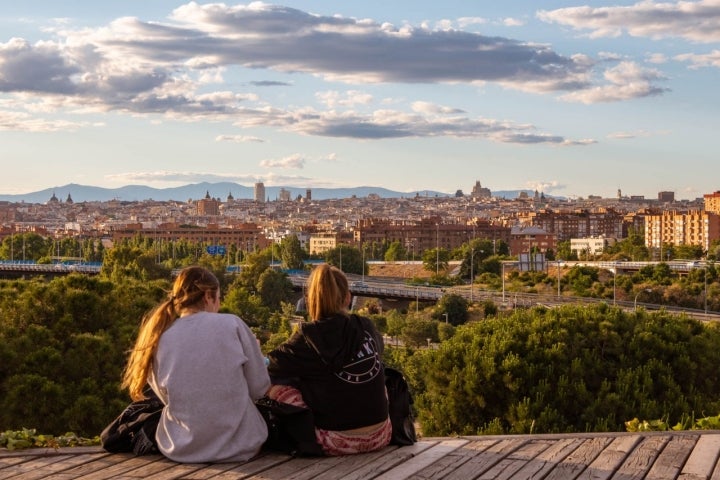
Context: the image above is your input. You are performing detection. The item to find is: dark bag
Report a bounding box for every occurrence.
[385,366,417,446]
[255,396,324,457]
[101,388,163,456]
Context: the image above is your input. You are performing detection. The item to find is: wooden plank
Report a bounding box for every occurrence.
[241,454,337,480]
[645,435,698,480]
[575,434,642,480]
[312,446,403,480]
[440,438,529,480]
[57,454,166,479]
[138,461,209,480]
[309,441,437,480]
[5,453,109,480]
[0,455,33,472]
[400,439,500,480]
[543,436,614,480]
[476,439,556,480]
[0,453,76,478]
[679,434,720,480]
[372,439,470,480]
[180,452,292,479]
[611,434,670,480]
[510,438,584,480]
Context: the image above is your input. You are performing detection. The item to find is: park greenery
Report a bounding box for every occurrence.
[1,232,720,448]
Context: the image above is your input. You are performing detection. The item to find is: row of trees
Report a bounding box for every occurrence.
[3,267,720,439]
[0,233,104,263]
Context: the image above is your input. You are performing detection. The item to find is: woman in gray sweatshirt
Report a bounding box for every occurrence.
[122,266,271,463]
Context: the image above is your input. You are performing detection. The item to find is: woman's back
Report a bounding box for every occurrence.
[150,312,270,462]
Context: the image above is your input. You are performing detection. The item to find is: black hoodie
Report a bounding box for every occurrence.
[267,314,388,431]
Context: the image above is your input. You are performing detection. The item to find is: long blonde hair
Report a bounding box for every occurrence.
[306,264,349,321]
[121,266,219,400]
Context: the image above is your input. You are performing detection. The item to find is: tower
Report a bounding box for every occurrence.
[254,182,265,203]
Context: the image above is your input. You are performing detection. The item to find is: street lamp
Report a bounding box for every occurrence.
[502,261,506,303]
[442,313,448,324]
[436,223,440,276]
[556,259,561,298]
[609,263,618,306]
[634,288,652,311]
[361,244,366,284]
[416,286,419,314]
[704,265,708,314]
[470,247,474,303]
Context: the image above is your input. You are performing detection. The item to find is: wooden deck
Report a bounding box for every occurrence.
[2,431,720,479]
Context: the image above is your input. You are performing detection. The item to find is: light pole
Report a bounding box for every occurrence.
[436,223,440,276]
[470,247,474,303]
[361,244,365,284]
[705,265,708,314]
[634,288,652,311]
[502,261,506,303]
[416,286,419,314]
[442,313,448,324]
[556,259,561,298]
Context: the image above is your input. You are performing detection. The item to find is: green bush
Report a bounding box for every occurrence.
[409,304,720,436]
[0,275,168,437]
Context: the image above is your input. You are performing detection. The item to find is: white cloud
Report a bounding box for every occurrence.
[316,90,374,108]
[559,61,668,103]
[215,134,264,143]
[502,18,525,27]
[646,53,668,64]
[259,154,306,169]
[538,1,720,43]
[675,49,720,68]
[525,180,564,193]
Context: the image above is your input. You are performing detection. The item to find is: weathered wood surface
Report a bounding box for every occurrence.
[2,431,720,480]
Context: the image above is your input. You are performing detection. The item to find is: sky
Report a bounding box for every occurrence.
[1,1,718,200]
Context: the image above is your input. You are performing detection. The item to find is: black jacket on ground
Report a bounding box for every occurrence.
[267,313,388,431]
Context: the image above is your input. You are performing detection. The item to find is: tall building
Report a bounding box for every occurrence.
[254,182,265,203]
[658,191,675,203]
[197,191,220,216]
[704,191,720,214]
[470,181,491,200]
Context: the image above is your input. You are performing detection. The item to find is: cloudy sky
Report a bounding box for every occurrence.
[1,1,718,199]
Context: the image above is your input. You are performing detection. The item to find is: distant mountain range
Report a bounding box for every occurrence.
[0,182,534,203]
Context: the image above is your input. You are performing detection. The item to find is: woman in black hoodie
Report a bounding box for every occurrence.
[266,264,391,455]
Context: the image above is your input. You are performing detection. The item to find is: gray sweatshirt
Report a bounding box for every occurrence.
[149,312,271,463]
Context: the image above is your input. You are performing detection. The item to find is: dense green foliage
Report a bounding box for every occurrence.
[405,304,720,436]
[0,274,167,437]
[2,247,719,444]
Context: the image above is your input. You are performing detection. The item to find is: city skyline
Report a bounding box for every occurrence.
[1,1,718,200]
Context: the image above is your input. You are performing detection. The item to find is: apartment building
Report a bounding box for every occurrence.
[520,208,625,241]
[110,222,268,253]
[645,210,720,252]
[570,237,617,258]
[509,226,556,256]
[354,217,510,253]
[705,191,720,214]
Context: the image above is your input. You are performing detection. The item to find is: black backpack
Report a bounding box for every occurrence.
[384,366,417,445]
[101,388,163,456]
